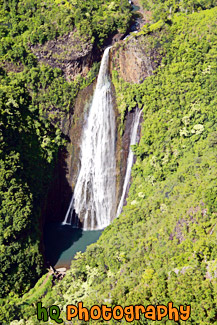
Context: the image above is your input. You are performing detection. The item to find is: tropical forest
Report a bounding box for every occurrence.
[0,0,217,324]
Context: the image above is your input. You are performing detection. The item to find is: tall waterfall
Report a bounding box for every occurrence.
[116,108,142,218]
[63,47,116,230]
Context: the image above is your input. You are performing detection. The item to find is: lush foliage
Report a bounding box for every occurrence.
[0,49,102,301]
[0,272,53,323]
[0,0,131,66]
[140,0,216,21]
[8,7,217,324]
[0,67,65,298]
[0,0,123,302]
[1,1,217,324]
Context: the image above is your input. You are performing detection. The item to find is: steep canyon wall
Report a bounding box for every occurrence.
[42,30,163,226]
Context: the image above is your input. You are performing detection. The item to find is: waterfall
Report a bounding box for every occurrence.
[63,47,116,230]
[116,108,142,218]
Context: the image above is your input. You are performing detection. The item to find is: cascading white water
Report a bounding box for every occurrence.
[116,108,142,218]
[63,47,116,230]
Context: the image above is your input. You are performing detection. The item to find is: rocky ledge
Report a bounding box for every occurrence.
[31,30,99,81]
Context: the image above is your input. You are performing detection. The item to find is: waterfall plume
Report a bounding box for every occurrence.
[63,47,116,230]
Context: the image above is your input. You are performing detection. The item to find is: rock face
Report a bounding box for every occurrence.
[115,107,141,208]
[42,81,96,222]
[31,30,100,81]
[109,31,163,213]
[111,32,163,83]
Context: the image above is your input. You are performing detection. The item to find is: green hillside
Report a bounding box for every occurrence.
[42,7,217,324]
[1,1,217,324]
[140,0,216,21]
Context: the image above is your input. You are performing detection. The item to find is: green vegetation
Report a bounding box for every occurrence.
[0,66,66,299]
[140,0,216,21]
[0,58,100,300]
[1,0,217,324]
[0,0,131,67]
[7,6,216,324]
[0,0,131,303]
[0,272,53,323]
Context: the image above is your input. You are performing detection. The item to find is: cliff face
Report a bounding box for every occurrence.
[42,29,164,225]
[110,32,163,83]
[42,81,96,222]
[115,106,141,209]
[109,31,164,212]
[36,29,100,223]
[42,51,136,225]
[43,31,163,224]
[31,30,99,81]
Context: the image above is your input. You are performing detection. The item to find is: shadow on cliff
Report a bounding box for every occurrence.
[41,141,83,267]
[42,144,74,223]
